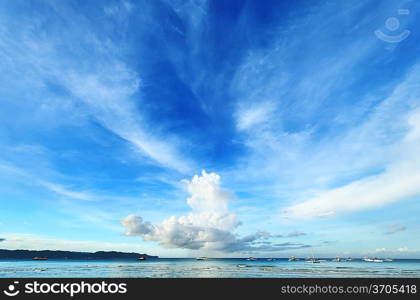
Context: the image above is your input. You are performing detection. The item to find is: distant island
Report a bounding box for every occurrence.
[0,249,158,260]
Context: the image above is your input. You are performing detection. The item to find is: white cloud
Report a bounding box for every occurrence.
[375,248,387,253]
[39,181,97,202]
[121,170,245,251]
[122,170,306,252]
[366,246,412,255]
[283,107,420,219]
[185,171,233,213]
[236,102,274,131]
[104,0,134,17]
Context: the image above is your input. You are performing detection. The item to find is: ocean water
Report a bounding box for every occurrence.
[1,258,420,278]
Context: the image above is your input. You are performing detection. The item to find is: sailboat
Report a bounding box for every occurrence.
[332,257,345,262]
[306,250,320,263]
[306,257,321,263]
[196,257,209,261]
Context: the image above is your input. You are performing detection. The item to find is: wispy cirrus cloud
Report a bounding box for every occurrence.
[225,1,420,221]
[103,0,134,17]
[0,0,194,174]
[62,67,194,173]
[283,102,420,219]
[39,181,98,202]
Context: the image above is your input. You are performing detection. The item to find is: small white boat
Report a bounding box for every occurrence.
[288,256,298,261]
[332,257,345,262]
[196,257,209,261]
[137,256,146,261]
[306,251,320,263]
[246,257,257,261]
[362,257,374,262]
[363,257,383,262]
[384,258,393,262]
[306,258,321,263]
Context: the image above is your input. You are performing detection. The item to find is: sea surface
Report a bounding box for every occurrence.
[1,258,420,278]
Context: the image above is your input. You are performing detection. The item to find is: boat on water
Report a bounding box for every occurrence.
[137,256,146,261]
[363,257,383,262]
[246,257,257,261]
[32,257,48,261]
[288,256,299,261]
[306,258,321,263]
[332,257,346,262]
[384,258,393,262]
[196,257,209,261]
[306,251,321,263]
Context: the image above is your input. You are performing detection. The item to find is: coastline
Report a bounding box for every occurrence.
[0,249,158,260]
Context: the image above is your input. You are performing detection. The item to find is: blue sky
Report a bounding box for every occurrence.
[1,0,420,258]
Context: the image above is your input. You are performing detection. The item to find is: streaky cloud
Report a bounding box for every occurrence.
[283,104,420,219]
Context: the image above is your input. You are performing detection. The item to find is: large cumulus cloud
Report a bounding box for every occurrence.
[122,171,308,252]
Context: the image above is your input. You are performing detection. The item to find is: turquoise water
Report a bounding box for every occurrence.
[1,259,420,278]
